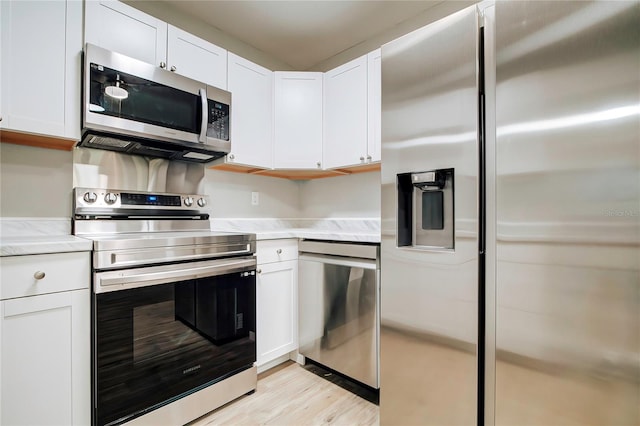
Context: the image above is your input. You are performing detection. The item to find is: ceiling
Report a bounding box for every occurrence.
[159,1,444,70]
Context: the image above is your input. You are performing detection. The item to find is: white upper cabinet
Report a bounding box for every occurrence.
[226,53,274,169]
[322,49,381,169]
[85,0,167,68]
[367,48,382,163]
[167,25,227,89]
[85,1,227,89]
[273,72,323,170]
[323,54,368,169]
[0,0,82,139]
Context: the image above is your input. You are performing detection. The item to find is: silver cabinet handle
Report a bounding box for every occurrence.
[229,154,235,160]
[34,271,46,280]
[160,61,166,69]
[317,162,321,168]
[367,155,372,161]
[360,156,365,161]
[170,65,177,72]
[257,269,262,274]
[276,249,282,254]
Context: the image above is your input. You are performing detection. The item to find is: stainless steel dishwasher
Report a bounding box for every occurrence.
[298,240,380,389]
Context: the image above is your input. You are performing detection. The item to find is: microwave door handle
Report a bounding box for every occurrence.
[198,88,208,142]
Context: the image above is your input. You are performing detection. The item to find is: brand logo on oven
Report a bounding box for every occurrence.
[183,365,201,375]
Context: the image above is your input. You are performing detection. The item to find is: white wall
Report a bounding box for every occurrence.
[122,0,294,71]
[298,171,380,218]
[204,169,300,218]
[0,143,73,217]
[0,141,380,220]
[125,1,476,73]
[309,1,476,71]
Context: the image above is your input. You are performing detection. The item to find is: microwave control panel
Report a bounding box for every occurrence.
[207,99,230,141]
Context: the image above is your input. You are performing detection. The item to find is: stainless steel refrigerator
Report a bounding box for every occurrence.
[380,2,639,425]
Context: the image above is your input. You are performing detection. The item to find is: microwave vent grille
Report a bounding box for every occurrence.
[90,136,131,148]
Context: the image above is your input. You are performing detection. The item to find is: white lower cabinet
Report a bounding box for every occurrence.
[256,240,298,371]
[0,252,90,426]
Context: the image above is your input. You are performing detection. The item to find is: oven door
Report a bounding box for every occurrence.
[93,256,256,426]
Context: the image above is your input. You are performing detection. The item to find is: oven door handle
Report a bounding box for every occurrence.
[96,257,256,293]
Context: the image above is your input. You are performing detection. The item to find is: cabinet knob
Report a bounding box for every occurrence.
[0,116,3,122]
[276,249,282,254]
[160,61,166,69]
[317,162,321,168]
[229,154,235,160]
[257,269,262,274]
[34,271,46,280]
[367,155,372,162]
[170,65,177,72]
[360,156,365,161]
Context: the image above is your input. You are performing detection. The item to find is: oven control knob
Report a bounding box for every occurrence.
[83,192,97,203]
[104,193,117,204]
[197,198,207,207]
[184,197,193,207]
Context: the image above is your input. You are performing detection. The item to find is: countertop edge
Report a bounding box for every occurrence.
[0,236,93,257]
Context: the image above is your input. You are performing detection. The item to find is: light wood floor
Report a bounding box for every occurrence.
[189,361,379,426]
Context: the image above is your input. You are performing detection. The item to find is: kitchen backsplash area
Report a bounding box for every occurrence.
[0,142,381,234]
[0,143,74,218]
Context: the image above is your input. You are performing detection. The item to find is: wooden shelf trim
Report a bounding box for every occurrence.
[209,161,380,180]
[0,129,380,180]
[0,129,77,151]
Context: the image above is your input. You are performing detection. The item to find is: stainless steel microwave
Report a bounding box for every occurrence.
[79,43,231,163]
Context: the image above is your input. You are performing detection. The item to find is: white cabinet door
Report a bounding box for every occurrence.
[0,0,82,139]
[273,72,323,169]
[167,25,227,89]
[323,54,368,169]
[227,53,273,168]
[0,1,3,129]
[85,0,167,68]
[256,260,298,367]
[367,48,382,163]
[0,289,90,426]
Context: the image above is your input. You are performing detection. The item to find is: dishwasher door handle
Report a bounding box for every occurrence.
[298,253,377,269]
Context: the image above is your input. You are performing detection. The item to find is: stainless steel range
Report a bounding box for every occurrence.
[73,187,257,426]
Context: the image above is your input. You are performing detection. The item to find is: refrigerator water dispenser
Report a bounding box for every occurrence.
[397,168,454,250]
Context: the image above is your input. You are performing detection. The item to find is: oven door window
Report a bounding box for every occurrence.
[95,273,255,426]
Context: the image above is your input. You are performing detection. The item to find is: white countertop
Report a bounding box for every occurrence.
[0,217,381,256]
[252,228,380,243]
[0,218,94,256]
[210,218,381,244]
[0,235,93,256]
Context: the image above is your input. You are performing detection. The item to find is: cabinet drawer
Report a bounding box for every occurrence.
[0,252,90,300]
[256,239,298,264]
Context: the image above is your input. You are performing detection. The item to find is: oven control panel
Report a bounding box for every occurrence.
[74,187,209,214]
